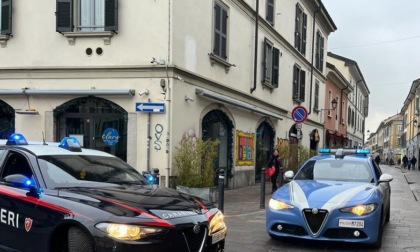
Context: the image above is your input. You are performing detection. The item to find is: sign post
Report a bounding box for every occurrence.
[291,106,308,123]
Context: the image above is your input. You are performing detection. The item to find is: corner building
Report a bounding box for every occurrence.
[0,0,336,188]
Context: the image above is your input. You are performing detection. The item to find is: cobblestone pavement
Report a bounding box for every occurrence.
[221,164,420,252]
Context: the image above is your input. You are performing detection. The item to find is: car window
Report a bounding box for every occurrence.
[295,159,373,183]
[1,152,33,179]
[37,155,148,188]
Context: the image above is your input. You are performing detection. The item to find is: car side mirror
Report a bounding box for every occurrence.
[378,174,393,183]
[284,170,294,180]
[4,174,41,198]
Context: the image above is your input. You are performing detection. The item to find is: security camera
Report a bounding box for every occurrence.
[139,89,149,96]
[150,57,156,64]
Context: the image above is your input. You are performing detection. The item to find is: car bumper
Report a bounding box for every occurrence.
[266,206,381,244]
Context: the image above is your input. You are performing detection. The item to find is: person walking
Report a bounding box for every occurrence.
[375,154,381,167]
[411,156,417,171]
[268,149,283,193]
[402,155,408,169]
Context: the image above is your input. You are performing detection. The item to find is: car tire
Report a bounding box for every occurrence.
[68,226,94,252]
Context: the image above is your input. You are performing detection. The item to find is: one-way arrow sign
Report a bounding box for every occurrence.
[136,102,165,113]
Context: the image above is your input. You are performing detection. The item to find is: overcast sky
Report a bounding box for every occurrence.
[322,0,420,134]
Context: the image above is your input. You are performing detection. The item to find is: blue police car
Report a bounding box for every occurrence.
[0,134,226,252]
[266,148,392,248]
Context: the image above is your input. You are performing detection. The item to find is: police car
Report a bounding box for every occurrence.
[266,148,392,248]
[0,134,226,252]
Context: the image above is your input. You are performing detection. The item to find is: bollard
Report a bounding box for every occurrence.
[218,169,225,212]
[260,167,266,209]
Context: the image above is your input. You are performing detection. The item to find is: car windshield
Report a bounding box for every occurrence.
[37,155,148,189]
[294,159,374,183]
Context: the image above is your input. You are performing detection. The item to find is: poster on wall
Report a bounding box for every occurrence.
[236,130,255,166]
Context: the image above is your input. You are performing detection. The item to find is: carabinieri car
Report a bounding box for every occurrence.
[266,148,392,248]
[0,134,226,252]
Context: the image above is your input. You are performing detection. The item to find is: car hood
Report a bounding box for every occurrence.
[275,180,375,211]
[56,185,213,220]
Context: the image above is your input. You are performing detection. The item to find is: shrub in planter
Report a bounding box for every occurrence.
[173,133,219,202]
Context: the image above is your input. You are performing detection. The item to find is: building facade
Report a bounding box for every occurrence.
[0,0,337,188]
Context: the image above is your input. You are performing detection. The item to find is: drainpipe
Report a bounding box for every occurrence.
[308,1,322,115]
[250,0,259,94]
[165,0,172,188]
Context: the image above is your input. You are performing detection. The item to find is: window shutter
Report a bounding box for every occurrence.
[315,32,320,69]
[267,0,274,25]
[299,70,305,101]
[213,4,221,56]
[272,47,280,87]
[320,36,324,71]
[56,0,73,33]
[105,0,118,32]
[314,81,319,109]
[293,65,298,99]
[302,12,307,55]
[221,8,228,59]
[1,0,12,35]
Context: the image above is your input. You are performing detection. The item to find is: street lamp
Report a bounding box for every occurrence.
[321,98,338,112]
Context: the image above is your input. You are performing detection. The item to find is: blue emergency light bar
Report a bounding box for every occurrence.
[6,133,29,145]
[319,148,371,155]
[59,137,82,152]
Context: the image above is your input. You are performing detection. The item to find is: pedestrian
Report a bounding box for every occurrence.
[375,155,381,167]
[402,155,408,169]
[411,156,417,171]
[268,149,283,193]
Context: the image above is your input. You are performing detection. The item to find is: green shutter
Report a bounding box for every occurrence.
[272,47,280,87]
[302,12,307,55]
[299,69,305,101]
[56,0,73,33]
[1,0,12,35]
[105,0,118,32]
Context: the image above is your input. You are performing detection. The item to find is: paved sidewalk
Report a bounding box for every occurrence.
[399,164,420,201]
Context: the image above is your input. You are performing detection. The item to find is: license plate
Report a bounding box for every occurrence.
[339,219,364,228]
[211,229,226,244]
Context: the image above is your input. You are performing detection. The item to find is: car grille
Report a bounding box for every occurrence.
[323,228,367,239]
[303,208,328,235]
[271,223,308,236]
[182,225,207,252]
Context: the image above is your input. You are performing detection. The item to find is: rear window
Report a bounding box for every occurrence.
[295,159,373,183]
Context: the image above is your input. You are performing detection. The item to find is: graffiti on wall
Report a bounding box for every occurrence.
[154,124,163,150]
[236,130,254,166]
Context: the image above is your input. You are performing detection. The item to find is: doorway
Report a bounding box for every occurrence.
[54,97,128,161]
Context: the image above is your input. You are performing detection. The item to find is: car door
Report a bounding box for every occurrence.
[372,161,391,214]
[0,150,43,251]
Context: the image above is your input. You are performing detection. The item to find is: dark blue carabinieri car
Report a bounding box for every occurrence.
[0,134,226,252]
[266,148,392,248]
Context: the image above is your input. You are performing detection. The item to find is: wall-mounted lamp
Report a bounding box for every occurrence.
[321,98,338,112]
[414,118,418,127]
[150,57,166,65]
[139,89,149,96]
[185,95,194,102]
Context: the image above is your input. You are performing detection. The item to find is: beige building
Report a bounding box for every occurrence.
[0,0,336,188]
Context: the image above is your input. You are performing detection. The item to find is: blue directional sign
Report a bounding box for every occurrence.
[136,102,165,113]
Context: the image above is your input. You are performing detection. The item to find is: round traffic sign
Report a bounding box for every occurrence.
[291,106,308,123]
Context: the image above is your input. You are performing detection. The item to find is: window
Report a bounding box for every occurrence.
[314,80,319,110]
[213,0,228,60]
[315,31,324,71]
[56,0,118,33]
[292,64,305,102]
[262,38,280,88]
[266,0,274,25]
[294,4,307,55]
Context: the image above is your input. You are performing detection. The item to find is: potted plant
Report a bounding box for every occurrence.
[173,132,220,202]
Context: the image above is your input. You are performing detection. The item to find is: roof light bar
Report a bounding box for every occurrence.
[6,133,28,145]
[59,137,82,152]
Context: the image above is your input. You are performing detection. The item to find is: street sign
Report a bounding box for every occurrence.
[136,102,165,113]
[291,106,308,123]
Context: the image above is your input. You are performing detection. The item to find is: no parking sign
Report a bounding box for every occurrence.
[291,106,308,123]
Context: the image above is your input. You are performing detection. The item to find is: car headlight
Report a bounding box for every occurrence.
[95,223,166,241]
[209,211,227,234]
[340,203,378,216]
[269,199,294,210]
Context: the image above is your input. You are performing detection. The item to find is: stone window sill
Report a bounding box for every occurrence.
[209,53,235,73]
[62,31,115,45]
[0,35,11,48]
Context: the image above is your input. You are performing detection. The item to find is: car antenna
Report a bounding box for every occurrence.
[42,132,48,145]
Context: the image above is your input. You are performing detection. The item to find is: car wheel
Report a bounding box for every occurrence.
[68,226,94,252]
